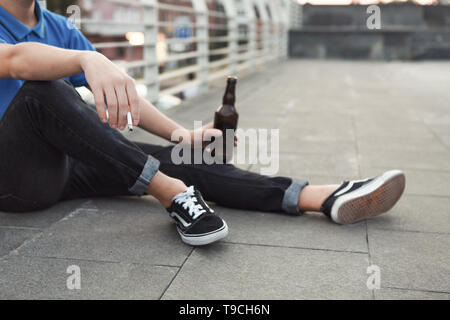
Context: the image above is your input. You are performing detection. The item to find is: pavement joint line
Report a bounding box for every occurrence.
[401,193,450,199]
[381,286,450,295]
[429,132,450,152]
[159,247,195,300]
[17,254,125,265]
[405,192,450,198]
[366,226,450,236]
[10,254,182,269]
[365,221,376,300]
[418,109,450,153]
[221,240,369,255]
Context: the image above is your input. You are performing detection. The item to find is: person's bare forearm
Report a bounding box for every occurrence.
[1,42,141,129]
[1,42,214,141]
[138,97,188,142]
[137,97,224,146]
[3,42,87,80]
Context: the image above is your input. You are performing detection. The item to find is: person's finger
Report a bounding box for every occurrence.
[115,85,129,130]
[126,78,140,126]
[203,128,222,141]
[234,135,238,147]
[203,122,214,130]
[104,85,118,128]
[91,84,107,123]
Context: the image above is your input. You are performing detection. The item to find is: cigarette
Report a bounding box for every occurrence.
[127,111,133,132]
[104,109,133,131]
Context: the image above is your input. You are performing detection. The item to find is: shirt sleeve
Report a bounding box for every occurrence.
[66,28,96,87]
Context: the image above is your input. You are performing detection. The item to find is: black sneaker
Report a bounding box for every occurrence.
[166,186,228,246]
[320,170,406,224]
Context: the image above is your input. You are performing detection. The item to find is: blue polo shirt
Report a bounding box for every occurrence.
[0,1,95,120]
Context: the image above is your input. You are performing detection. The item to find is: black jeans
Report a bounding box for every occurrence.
[0,80,308,214]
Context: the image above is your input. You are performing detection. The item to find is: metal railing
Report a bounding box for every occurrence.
[63,0,294,105]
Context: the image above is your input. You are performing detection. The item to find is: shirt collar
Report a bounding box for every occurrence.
[0,0,45,41]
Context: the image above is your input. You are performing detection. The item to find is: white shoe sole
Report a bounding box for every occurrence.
[178,221,229,246]
[331,170,406,224]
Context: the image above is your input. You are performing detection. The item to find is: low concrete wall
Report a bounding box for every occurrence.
[289,4,450,60]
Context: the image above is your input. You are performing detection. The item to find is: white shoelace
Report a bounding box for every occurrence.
[174,186,206,220]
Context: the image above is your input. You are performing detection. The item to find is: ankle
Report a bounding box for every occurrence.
[147,172,187,208]
[298,185,339,212]
[162,178,188,207]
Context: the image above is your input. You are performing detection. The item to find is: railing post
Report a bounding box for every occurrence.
[288,0,302,30]
[243,0,256,72]
[192,0,209,94]
[223,0,238,76]
[268,0,281,61]
[256,0,270,64]
[142,0,159,102]
[279,0,290,59]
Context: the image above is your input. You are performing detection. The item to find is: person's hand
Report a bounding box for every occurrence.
[79,51,140,130]
[190,122,238,148]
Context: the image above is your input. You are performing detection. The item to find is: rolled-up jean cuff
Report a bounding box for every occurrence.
[128,156,160,196]
[281,179,309,215]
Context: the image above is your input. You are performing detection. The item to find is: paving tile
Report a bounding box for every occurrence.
[279,137,357,154]
[162,243,371,300]
[283,116,356,141]
[368,229,450,293]
[360,167,450,198]
[367,194,450,234]
[218,207,368,253]
[301,175,361,185]
[0,227,39,257]
[357,135,448,153]
[374,288,450,300]
[354,120,434,139]
[0,255,177,299]
[16,197,192,266]
[359,150,450,171]
[250,152,360,178]
[435,133,450,149]
[0,199,85,229]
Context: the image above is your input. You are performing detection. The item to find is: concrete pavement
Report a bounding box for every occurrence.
[1,60,449,299]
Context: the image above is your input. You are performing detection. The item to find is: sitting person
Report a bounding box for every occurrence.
[0,0,405,246]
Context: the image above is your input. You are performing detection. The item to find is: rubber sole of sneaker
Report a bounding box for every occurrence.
[177,221,229,246]
[331,170,406,225]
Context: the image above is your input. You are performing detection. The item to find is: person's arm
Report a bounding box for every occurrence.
[0,42,227,145]
[0,42,139,130]
[0,42,84,80]
[138,97,185,141]
[138,97,224,145]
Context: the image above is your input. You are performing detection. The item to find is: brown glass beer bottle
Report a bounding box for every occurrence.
[213,76,239,162]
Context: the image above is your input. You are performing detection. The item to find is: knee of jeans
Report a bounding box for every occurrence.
[0,194,51,213]
[20,80,79,104]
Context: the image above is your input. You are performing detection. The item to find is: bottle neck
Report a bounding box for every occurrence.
[222,82,236,106]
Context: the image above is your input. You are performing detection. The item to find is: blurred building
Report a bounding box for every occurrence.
[289,3,450,59]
